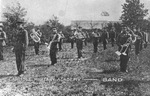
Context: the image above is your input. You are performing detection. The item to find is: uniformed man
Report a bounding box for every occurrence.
[33,27,42,55]
[142,31,148,48]
[134,28,143,56]
[101,28,109,50]
[14,21,29,76]
[0,23,7,61]
[117,27,132,72]
[58,31,65,51]
[85,31,90,46]
[92,29,100,53]
[74,27,85,59]
[48,27,59,66]
[82,31,87,46]
[110,28,116,47]
[70,30,75,49]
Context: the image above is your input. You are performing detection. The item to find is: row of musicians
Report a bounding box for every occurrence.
[70,28,116,53]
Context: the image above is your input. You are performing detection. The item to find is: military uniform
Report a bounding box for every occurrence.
[101,30,108,50]
[110,30,116,47]
[82,32,87,46]
[14,25,28,76]
[92,31,100,53]
[0,27,6,60]
[117,30,131,72]
[134,31,143,55]
[49,28,59,65]
[70,31,75,49]
[58,32,64,51]
[74,29,85,58]
[142,32,148,48]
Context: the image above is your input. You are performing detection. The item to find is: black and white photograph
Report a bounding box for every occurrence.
[0,0,150,95]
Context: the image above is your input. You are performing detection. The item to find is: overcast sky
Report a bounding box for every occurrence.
[1,0,150,25]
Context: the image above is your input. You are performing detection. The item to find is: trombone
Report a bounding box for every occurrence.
[115,35,132,56]
[115,43,130,56]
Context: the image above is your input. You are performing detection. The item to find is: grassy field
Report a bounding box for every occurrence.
[0,43,150,96]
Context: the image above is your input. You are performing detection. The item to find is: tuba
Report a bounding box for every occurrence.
[30,29,41,42]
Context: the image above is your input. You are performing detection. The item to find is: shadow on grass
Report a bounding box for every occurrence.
[0,74,16,79]
[102,69,119,74]
[28,64,50,68]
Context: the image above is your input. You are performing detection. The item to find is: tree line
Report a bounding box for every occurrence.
[2,0,150,46]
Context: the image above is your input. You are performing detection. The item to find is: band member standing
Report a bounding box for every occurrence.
[74,27,85,59]
[138,29,144,51]
[117,27,132,72]
[48,27,59,66]
[110,28,116,47]
[0,24,7,61]
[82,31,87,46]
[134,28,143,55]
[85,31,90,46]
[70,30,75,49]
[92,29,100,53]
[142,31,148,48]
[58,31,65,51]
[33,28,42,55]
[101,28,109,50]
[14,21,29,76]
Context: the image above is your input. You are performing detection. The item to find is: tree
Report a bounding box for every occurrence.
[3,2,27,30]
[114,22,122,33]
[41,15,65,42]
[120,0,148,29]
[3,2,27,45]
[106,22,113,32]
[74,22,80,29]
[89,20,99,29]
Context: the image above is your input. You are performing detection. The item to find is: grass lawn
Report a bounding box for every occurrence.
[0,43,150,96]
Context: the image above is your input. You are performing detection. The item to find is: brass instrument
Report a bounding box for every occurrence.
[115,42,130,56]
[30,29,41,42]
[46,33,58,51]
[115,33,132,56]
[121,43,130,55]
[127,27,137,43]
[45,42,52,50]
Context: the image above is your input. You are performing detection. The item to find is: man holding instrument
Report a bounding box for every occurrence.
[48,27,59,66]
[74,27,85,59]
[32,27,42,55]
[117,27,133,72]
[14,21,29,76]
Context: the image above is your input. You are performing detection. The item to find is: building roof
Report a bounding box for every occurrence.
[71,20,121,29]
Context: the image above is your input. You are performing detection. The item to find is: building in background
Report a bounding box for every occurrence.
[71,20,121,30]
